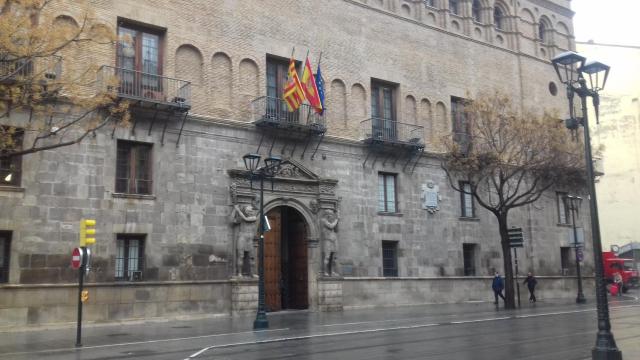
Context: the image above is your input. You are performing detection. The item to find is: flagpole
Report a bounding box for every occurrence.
[317,51,323,68]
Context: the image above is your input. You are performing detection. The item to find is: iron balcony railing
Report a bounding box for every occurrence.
[361,117,424,145]
[251,96,326,132]
[0,55,62,82]
[98,65,191,109]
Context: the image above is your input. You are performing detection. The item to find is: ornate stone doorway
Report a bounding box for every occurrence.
[264,206,308,311]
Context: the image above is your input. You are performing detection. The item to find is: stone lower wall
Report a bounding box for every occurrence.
[0,281,231,329]
[341,276,596,309]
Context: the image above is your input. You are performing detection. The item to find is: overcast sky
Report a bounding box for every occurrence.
[571,0,640,46]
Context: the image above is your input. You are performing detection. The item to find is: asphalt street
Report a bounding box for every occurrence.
[1,293,639,360]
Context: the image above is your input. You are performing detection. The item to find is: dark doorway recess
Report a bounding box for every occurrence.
[264,206,308,311]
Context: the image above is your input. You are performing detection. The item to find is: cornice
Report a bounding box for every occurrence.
[526,0,574,18]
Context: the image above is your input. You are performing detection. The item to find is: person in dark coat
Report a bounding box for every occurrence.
[492,272,506,305]
[523,272,538,303]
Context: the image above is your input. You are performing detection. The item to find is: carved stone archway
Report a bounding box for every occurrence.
[228,158,340,311]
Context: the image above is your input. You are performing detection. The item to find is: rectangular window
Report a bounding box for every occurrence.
[557,192,569,224]
[382,241,398,277]
[460,181,475,218]
[115,234,145,281]
[560,246,572,275]
[117,22,164,95]
[378,172,398,213]
[449,0,459,15]
[0,231,10,283]
[115,140,152,195]
[463,243,477,276]
[371,80,397,140]
[0,127,23,187]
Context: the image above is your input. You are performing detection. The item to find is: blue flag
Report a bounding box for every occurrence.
[315,64,325,115]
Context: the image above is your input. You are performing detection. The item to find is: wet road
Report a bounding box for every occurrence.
[1,296,639,360]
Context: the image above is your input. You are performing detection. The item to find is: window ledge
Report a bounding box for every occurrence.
[112,193,156,200]
[556,223,573,228]
[0,185,25,193]
[378,212,404,217]
[459,216,480,222]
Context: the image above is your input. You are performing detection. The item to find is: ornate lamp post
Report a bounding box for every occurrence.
[242,153,282,330]
[552,52,620,360]
[564,194,586,304]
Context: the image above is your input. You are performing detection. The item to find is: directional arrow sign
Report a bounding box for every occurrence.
[508,227,524,248]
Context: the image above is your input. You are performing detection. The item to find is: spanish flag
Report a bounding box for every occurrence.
[283,58,305,112]
[301,56,323,114]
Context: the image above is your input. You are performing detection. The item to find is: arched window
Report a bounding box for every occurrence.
[449,0,459,15]
[538,21,547,43]
[424,0,436,7]
[472,0,482,22]
[494,7,504,30]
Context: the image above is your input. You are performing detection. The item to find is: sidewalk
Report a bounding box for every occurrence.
[1,295,638,359]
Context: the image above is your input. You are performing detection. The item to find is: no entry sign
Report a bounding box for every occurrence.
[71,247,83,269]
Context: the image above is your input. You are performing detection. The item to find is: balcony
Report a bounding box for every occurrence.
[251,96,326,135]
[0,55,61,84]
[361,118,424,149]
[98,65,191,112]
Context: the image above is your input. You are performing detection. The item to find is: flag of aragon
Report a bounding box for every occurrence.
[283,57,305,112]
[301,57,323,113]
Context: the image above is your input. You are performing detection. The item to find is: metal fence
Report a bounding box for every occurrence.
[98,65,191,108]
[251,96,326,131]
[360,117,423,144]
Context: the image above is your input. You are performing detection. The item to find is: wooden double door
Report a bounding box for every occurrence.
[263,207,308,311]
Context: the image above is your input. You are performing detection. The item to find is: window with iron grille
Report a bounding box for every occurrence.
[0,231,11,283]
[378,172,398,213]
[460,181,475,218]
[115,234,145,281]
[382,241,398,277]
[556,191,569,224]
[115,140,152,195]
[0,127,23,187]
[463,243,477,276]
[423,0,436,8]
[451,96,470,150]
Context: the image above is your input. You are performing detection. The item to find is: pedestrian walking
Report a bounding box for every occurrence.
[492,272,506,305]
[523,272,537,303]
[613,272,623,297]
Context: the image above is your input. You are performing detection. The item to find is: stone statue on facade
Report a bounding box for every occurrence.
[230,203,258,277]
[321,208,339,276]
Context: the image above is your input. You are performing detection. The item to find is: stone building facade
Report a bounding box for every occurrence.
[0,0,595,327]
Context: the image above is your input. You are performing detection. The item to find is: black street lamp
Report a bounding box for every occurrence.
[242,152,282,330]
[551,51,620,360]
[564,194,586,304]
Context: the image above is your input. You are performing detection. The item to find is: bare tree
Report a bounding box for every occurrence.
[0,0,128,160]
[441,91,584,309]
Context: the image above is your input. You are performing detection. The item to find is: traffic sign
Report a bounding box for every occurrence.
[71,247,83,269]
[508,227,524,248]
[577,248,584,262]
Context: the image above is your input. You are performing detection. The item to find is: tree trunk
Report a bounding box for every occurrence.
[498,214,516,309]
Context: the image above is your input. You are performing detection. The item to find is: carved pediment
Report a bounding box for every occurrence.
[227,158,338,198]
[275,159,319,180]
